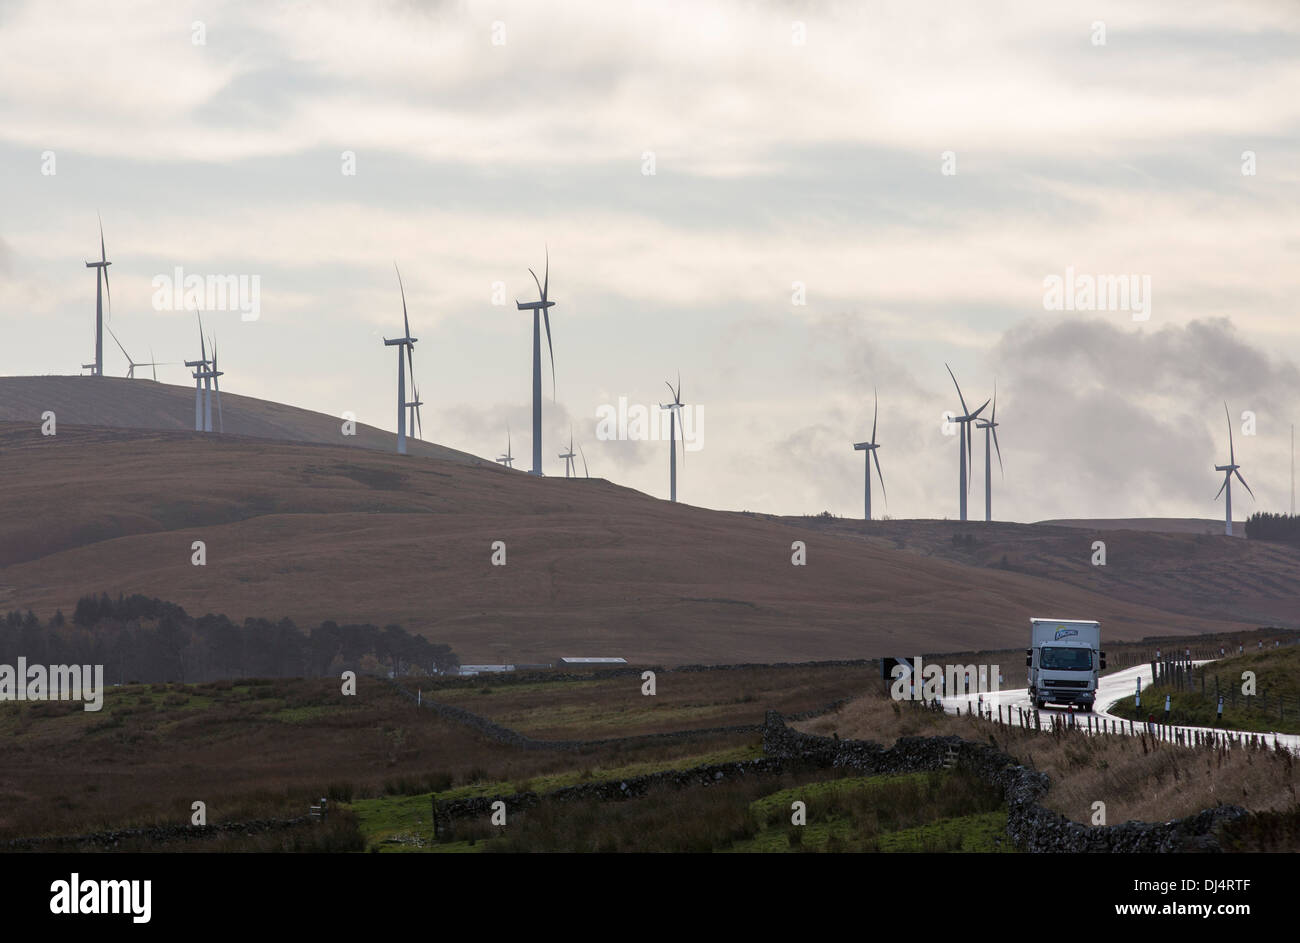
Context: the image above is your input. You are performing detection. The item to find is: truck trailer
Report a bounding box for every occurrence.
[1026,618,1106,711]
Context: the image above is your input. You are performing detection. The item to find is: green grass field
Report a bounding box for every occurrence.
[1105,646,1300,734]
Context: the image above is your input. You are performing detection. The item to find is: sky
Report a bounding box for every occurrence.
[1,0,1297,522]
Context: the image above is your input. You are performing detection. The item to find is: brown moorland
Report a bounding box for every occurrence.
[0,415,1259,664]
[771,515,1300,630]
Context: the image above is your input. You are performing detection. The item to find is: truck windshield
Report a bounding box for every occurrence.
[1041,647,1092,670]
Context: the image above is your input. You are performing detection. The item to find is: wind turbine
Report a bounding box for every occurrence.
[497,425,514,468]
[515,251,556,475]
[660,373,685,502]
[107,326,172,380]
[383,265,418,455]
[183,312,213,432]
[407,382,423,443]
[945,364,989,522]
[559,427,577,478]
[85,216,112,376]
[852,388,886,521]
[974,381,1003,522]
[1215,402,1254,536]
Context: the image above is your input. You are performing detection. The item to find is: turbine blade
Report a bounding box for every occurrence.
[1215,474,1228,500]
[992,425,1004,477]
[150,347,157,382]
[873,448,886,506]
[945,363,969,416]
[529,267,543,300]
[871,386,878,443]
[1225,402,1235,465]
[543,247,549,300]
[1236,469,1255,499]
[106,324,130,360]
[197,312,207,361]
[970,398,990,419]
[579,443,588,478]
[991,379,997,423]
[103,266,112,321]
[395,264,411,340]
[543,309,556,400]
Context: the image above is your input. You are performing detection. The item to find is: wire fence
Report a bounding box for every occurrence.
[928,694,1295,753]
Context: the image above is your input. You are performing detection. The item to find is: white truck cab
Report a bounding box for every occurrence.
[1026,618,1105,711]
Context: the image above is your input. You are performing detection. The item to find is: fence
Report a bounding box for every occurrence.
[925,693,1294,753]
[1148,656,1300,725]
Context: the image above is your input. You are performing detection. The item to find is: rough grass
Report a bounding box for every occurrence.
[421,665,864,739]
[731,768,1010,853]
[1106,647,1300,734]
[798,686,1300,829]
[445,767,1006,853]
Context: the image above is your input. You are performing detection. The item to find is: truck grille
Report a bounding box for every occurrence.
[1045,680,1089,688]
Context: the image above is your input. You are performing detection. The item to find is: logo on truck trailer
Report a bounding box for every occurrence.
[1054,627,1078,640]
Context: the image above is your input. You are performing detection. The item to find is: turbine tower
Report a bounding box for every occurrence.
[497,425,514,468]
[660,373,685,502]
[1215,402,1254,536]
[515,251,556,476]
[383,265,418,455]
[974,381,1003,522]
[945,364,989,522]
[183,312,213,432]
[85,217,112,376]
[559,427,577,478]
[852,388,886,521]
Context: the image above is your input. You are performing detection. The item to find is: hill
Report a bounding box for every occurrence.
[0,419,1255,664]
[766,516,1300,630]
[0,375,487,465]
[1038,518,1244,537]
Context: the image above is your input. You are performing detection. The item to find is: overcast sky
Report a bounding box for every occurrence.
[1,0,1297,521]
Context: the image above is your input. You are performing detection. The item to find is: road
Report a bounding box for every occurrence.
[933,661,1300,753]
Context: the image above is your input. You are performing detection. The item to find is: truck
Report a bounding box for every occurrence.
[1026,618,1106,711]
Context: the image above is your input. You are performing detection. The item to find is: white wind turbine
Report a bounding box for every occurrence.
[945,364,989,522]
[660,373,685,502]
[382,265,419,455]
[975,380,1003,522]
[107,326,173,380]
[497,425,515,468]
[1215,402,1254,536]
[852,388,886,521]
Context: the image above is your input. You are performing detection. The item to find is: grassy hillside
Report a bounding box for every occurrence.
[1106,646,1300,734]
[0,422,1253,664]
[772,516,1300,629]
[0,375,486,464]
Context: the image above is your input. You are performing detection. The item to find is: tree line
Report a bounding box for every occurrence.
[0,594,459,684]
[1245,512,1300,543]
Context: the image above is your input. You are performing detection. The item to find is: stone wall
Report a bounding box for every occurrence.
[433,758,789,839]
[760,711,1248,852]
